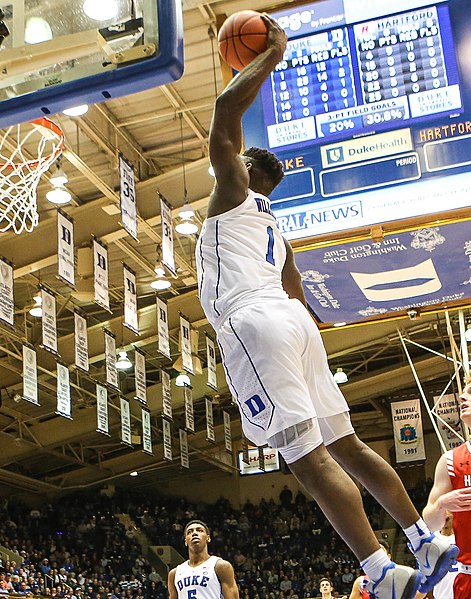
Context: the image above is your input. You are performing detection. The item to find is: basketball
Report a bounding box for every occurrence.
[218,11,268,72]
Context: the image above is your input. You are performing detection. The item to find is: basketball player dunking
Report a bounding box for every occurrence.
[423,377,471,599]
[168,520,239,599]
[195,12,457,599]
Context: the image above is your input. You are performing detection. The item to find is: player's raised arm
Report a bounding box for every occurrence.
[208,15,287,214]
[281,238,307,307]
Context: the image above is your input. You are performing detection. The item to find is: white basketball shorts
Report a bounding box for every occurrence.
[216,298,350,450]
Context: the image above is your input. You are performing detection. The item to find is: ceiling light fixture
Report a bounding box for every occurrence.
[83,0,118,21]
[175,373,191,387]
[46,185,72,205]
[63,104,89,117]
[333,368,348,384]
[150,277,172,290]
[175,113,199,235]
[129,471,139,477]
[24,17,53,44]
[49,160,68,187]
[29,295,43,318]
[116,350,132,370]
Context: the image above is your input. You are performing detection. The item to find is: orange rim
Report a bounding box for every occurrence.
[0,117,65,169]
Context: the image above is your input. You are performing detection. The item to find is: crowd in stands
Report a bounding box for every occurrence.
[0,480,418,599]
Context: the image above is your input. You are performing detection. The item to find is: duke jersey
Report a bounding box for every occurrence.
[447,441,471,564]
[196,189,288,328]
[174,555,223,599]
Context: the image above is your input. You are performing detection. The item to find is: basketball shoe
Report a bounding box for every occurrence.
[364,563,422,599]
[408,532,459,593]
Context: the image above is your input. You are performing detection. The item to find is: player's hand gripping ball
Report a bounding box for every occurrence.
[218,10,268,71]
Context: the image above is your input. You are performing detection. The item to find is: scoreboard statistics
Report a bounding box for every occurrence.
[242,0,471,240]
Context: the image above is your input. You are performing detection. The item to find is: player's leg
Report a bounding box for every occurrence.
[322,417,459,593]
[269,424,422,599]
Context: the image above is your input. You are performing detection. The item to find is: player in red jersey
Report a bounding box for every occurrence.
[423,376,471,599]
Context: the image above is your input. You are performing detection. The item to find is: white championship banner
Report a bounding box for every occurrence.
[223,411,232,453]
[123,264,138,334]
[56,362,72,419]
[180,314,194,374]
[96,383,110,435]
[93,238,110,311]
[104,330,119,389]
[74,310,89,372]
[120,397,132,447]
[205,397,215,443]
[22,344,38,405]
[119,153,138,241]
[57,209,75,286]
[142,408,153,455]
[433,393,464,450]
[206,335,217,390]
[156,297,170,359]
[41,287,57,354]
[161,370,172,420]
[162,417,172,461]
[391,399,426,463]
[134,349,147,404]
[160,194,176,275]
[0,258,14,327]
[184,385,194,433]
[179,429,189,469]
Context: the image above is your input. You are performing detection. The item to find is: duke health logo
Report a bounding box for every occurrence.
[326,146,344,164]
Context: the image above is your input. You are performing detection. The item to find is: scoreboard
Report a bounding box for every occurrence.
[242,0,471,240]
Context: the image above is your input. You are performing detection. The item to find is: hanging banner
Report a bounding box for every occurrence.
[160,194,176,275]
[0,258,14,328]
[391,399,426,463]
[96,383,110,435]
[241,436,250,465]
[258,446,266,471]
[57,209,75,286]
[184,385,194,433]
[179,429,189,469]
[434,393,464,450]
[93,238,110,311]
[162,417,172,461]
[22,344,38,405]
[74,310,89,372]
[156,297,170,359]
[119,153,138,241]
[223,411,232,454]
[56,362,72,419]
[104,330,119,389]
[180,314,194,374]
[206,335,217,390]
[120,397,132,447]
[123,264,139,334]
[205,397,215,443]
[161,370,172,420]
[41,287,57,355]
[142,408,153,455]
[134,349,147,404]
[238,447,280,476]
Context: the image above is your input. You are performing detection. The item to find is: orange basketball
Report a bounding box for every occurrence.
[218,11,268,72]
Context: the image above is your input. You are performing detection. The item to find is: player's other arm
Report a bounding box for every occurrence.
[215,559,240,599]
[423,453,458,531]
[208,16,287,217]
[348,576,362,599]
[167,568,178,599]
[281,238,307,307]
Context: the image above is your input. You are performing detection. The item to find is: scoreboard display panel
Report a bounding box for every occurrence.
[242,0,471,240]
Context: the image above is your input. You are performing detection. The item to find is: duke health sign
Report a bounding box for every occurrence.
[295,220,471,323]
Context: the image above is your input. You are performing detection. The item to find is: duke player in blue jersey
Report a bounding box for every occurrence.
[195,13,457,599]
[168,521,238,599]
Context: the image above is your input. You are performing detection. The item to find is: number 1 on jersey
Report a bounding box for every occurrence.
[266,226,275,266]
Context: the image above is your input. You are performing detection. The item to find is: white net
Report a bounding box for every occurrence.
[0,119,64,234]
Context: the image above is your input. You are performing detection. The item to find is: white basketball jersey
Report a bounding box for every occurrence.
[432,532,458,599]
[196,189,288,328]
[174,555,223,599]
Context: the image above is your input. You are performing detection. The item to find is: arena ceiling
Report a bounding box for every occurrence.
[0,0,469,501]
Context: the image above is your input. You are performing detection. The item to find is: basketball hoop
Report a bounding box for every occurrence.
[0,118,64,234]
